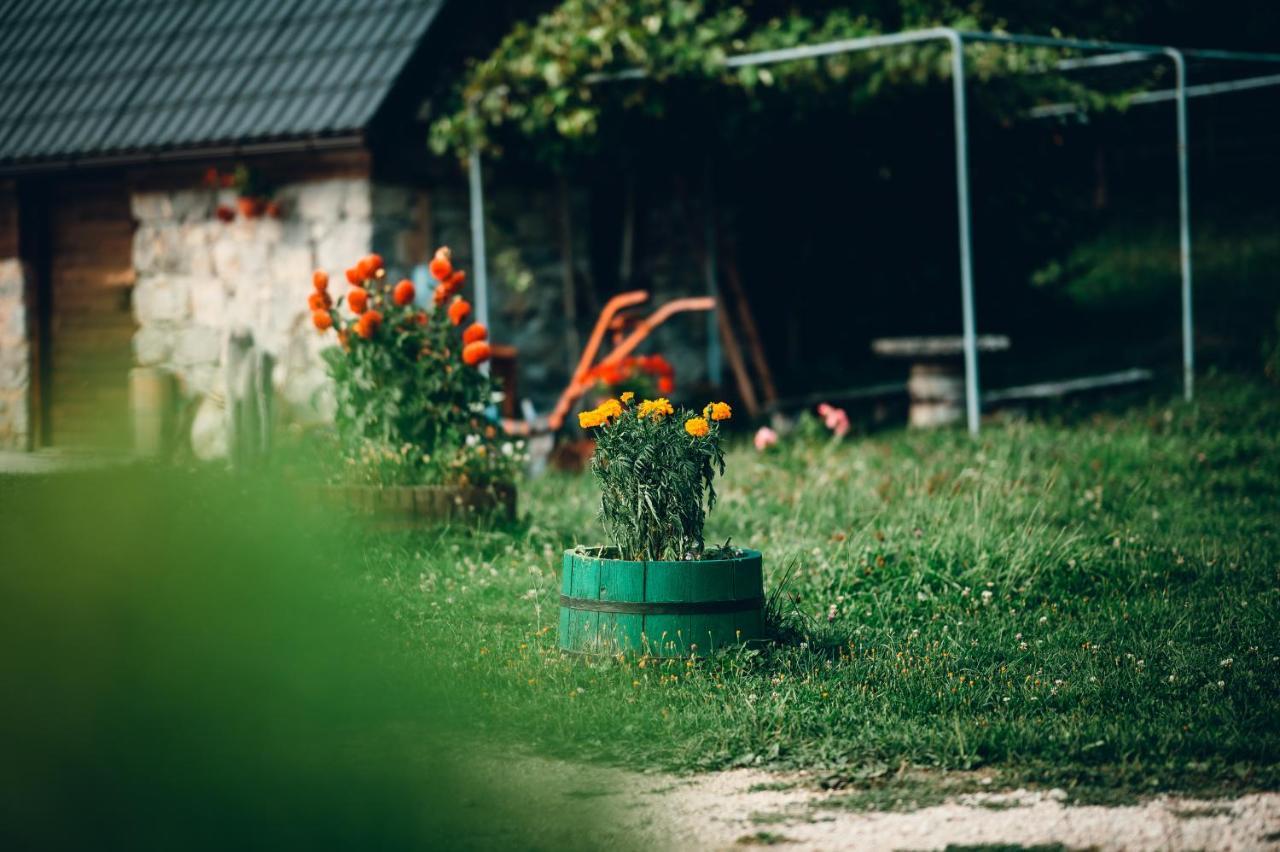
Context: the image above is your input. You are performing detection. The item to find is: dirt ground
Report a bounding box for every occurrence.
[472,756,1280,851]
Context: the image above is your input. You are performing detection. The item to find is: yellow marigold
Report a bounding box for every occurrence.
[578,409,606,429]
[637,398,674,419]
[597,398,623,420]
[685,416,710,437]
[620,391,635,403]
[705,401,732,421]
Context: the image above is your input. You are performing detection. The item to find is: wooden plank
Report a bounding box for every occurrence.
[687,560,737,653]
[597,557,645,654]
[568,552,601,653]
[643,562,691,657]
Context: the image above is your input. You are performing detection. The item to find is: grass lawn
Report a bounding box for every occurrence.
[364,373,1280,798]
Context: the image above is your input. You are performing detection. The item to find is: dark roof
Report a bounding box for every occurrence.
[0,0,446,169]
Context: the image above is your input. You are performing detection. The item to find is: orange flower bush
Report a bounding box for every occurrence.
[308,247,513,486]
[580,395,731,560]
[585,351,676,399]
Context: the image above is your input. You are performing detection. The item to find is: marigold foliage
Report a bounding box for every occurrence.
[583,397,727,560]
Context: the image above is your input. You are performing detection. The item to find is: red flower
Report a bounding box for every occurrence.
[312,309,333,331]
[355,310,383,339]
[307,291,331,311]
[393,279,415,306]
[462,340,491,366]
[345,266,363,285]
[347,287,369,315]
[313,269,329,291]
[429,247,453,281]
[358,254,383,279]
[658,375,674,395]
[447,297,471,326]
[215,204,235,223]
[462,322,488,344]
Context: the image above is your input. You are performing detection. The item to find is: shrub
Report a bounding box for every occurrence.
[309,248,519,486]
[579,395,732,560]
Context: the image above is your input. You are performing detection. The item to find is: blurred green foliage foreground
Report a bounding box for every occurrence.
[0,470,627,851]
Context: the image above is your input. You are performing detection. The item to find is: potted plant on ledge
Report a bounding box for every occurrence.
[309,247,521,525]
[560,396,764,657]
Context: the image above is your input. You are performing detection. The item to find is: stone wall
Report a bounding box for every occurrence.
[131,177,375,431]
[0,257,29,449]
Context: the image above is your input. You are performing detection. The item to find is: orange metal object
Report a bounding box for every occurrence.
[547,291,715,430]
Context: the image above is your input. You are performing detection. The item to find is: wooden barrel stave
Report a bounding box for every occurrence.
[559,549,764,657]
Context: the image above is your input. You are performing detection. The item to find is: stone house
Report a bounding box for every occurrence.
[0,0,588,456]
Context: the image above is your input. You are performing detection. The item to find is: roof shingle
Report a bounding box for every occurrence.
[0,0,446,166]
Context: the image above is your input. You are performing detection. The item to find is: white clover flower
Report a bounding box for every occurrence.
[1220,657,1233,668]
[501,441,514,456]
[1038,615,1048,624]
[465,433,481,447]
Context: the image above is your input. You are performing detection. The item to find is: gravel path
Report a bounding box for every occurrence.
[472,756,1280,850]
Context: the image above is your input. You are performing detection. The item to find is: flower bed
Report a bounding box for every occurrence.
[309,247,520,523]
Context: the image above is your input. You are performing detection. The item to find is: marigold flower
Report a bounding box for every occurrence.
[705,401,732,421]
[446,269,466,288]
[433,283,450,306]
[311,309,332,331]
[597,399,623,420]
[347,286,369,315]
[393,279,415,306]
[448,297,471,326]
[638,398,674,419]
[345,266,363,285]
[578,409,606,429]
[620,391,635,403]
[430,247,453,281]
[462,340,491,366]
[462,322,488,344]
[685,416,710,437]
[358,254,383,279]
[415,311,429,326]
[312,269,329,291]
[355,309,382,339]
[307,291,331,311]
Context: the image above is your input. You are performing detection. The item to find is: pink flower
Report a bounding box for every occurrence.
[754,426,778,452]
[817,403,849,438]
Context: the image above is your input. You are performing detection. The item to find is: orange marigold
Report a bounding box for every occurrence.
[462,322,488,344]
[705,401,732,421]
[393,279,415,306]
[312,269,329,291]
[657,375,675,395]
[307,291,331,311]
[578,409,606,428]
[347,287,369,315]
[597,398,623,420]
[357,254,383,279]
[429,247,453,281]
[345,266,363,285]
[448,297,471,326]
[637,398,674,419]
[461,340,491,366]
[620,391,635,403]
[355,310,382,339]
[311,309,332,331]
[685,416,710,437]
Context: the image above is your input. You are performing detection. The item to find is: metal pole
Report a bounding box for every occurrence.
[947,30,981,436]
[1168,48,1194,402]
[467,141,491,377]
[703,163,722,388]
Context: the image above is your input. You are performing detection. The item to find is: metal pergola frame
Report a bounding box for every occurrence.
[467,27,1280,434]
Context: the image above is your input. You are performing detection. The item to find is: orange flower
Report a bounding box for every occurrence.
[620,391,635,404]
[433,283,450,307]
[579,409,606,428]
[448,297,471,326]
[393,279,415,306]
[429,247,453,281]
[462,322,488,344]
[347,287,369,315]
[685,416,710,437]
[313,269,329,291]
[345,266,363,285]
[355,310,383,339]
[415,311,429,326]
[637,398,674,419]
[446,269,466,289]
[462,340,491,366]
[705,401,732,421]
[312,309,332,331]
[597,398,623,420]
[307,291,331,311]
[658,375,674,395]
[358,253,383,279]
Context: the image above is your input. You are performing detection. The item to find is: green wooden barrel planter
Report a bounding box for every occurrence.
[559,547,765,657]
